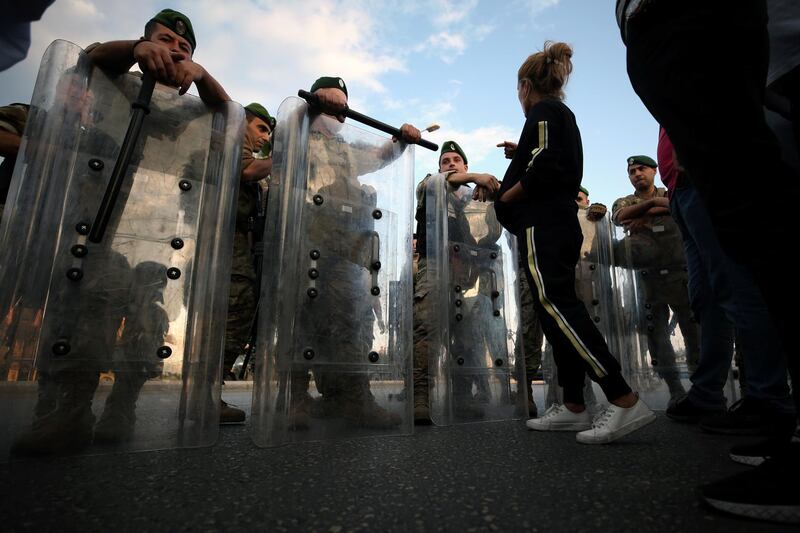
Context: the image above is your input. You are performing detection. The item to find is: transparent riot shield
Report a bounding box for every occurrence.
[0,41,244,459]
[425,175,526,425]
[542,210,623,412]
[611,211,699,408]
[252,97,414,446]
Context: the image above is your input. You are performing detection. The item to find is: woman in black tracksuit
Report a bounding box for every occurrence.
[494,41,655,444]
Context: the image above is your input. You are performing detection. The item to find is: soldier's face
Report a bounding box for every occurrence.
[439,152,467,174]
[628,164,655,192]
[246,116,272,151]
[149,23,193,61]
[576,190,589,206]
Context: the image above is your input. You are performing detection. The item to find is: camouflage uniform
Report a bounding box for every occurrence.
[612,187,700,391]
[291,125,400,428]
[222,128,266,379]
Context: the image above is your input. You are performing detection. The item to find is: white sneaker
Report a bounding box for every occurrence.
[576,398,656,444]
[526,403,592,431]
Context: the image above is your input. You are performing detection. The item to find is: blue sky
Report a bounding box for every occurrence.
[0,0,659,206]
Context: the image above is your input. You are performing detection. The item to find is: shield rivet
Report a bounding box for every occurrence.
[303,349,315,360]
[71,244,88,258]
[52,341,71,356]
[307,288,318,298]
[371,287,380,296]
[167,267,181,280]
[66,268,83,281]
[179,180,192,191]
[313,194,324,205]
[368,351,379,363]
[76,222,91,235]
[157,346,172,359]
[88,159,104,171]
[310,250,321,260]
[372,209,382,220]
[171,238,184,250]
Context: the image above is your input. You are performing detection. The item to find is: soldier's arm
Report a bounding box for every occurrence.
[614,199,656,224]
[446,172,500,191]
[241,158,272,182]
[87,41,230,105]
[86,40,140,74]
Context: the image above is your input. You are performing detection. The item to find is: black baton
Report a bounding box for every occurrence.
[89,73,156,243]
[298,89,438,152]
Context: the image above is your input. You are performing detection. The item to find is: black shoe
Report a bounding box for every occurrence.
[730,435,794,467]
[700,397,796,436]
[665,394,724,423]
[701,443,800,524]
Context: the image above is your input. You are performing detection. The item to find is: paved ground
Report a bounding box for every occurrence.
[0,408,795,532]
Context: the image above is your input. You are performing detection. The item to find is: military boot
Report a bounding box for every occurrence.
[11,371,99,455]
[219,400,246,425]
[413,376,432,425]
[343,398,402,429]
[94,371,148,443]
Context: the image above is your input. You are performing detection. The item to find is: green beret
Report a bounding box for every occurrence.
[310,76,348,97]
[579,186,589,196]
[627,155,658,168]
[149,9,196,51]
[440,140,468,165]
[245,102,276,130]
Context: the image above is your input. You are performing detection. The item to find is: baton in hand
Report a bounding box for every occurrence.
[298,89,438,152]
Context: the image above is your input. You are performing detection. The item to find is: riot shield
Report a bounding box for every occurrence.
[425,175,526,425]
[542,210,622,411]
[610,211,698,408]
[252,97,414,446]
[0,41,244,459]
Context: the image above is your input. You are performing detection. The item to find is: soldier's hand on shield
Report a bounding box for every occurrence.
[496,141,517,159]
[586,202,607,222]
[172,59,207,95]
[133,40,180,86]
[472,185,490,202]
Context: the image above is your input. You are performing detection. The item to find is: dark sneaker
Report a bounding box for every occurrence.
[93,409,135,444]
[665,394,725,423]
[219,400,245,425]
[700,397,796,436]
[343,399,402,429]
[701,443,800,524]
[729,435,794,467]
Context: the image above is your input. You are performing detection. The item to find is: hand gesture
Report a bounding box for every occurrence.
[496,141,517,159]
[586,203,607,222]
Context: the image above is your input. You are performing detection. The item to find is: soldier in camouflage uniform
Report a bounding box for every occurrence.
[219,102,276,424]
[11,9,231,454]
[612,155,699,397]
[413,141,501,424]
[287,76,420,429]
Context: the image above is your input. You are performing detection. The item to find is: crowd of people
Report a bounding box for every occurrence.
[0,2,798,525]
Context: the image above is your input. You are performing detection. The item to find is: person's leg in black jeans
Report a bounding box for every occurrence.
[624,0,799,522]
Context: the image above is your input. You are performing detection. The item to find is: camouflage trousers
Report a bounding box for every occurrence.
[413,258,434,389]
[224,232,258,377]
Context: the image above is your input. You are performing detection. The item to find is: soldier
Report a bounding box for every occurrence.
[287,76,421,429]
[12,10,232,453]
[612,155,699,398]
[86,9,229,106]
[413,141,501,424]
[219,103,276,424]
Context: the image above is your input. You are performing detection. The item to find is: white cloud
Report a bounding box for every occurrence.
[527,0,560,15]
[433,0,479,26]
